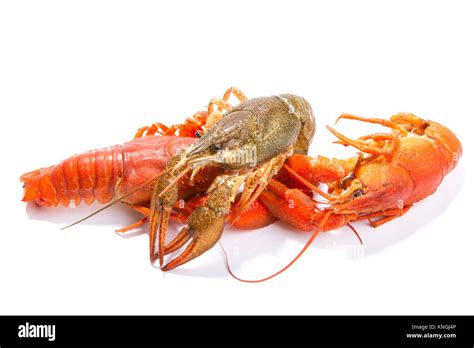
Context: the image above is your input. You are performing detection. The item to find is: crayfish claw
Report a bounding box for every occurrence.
[149,156,181,266]
[161,210,225,271]
[161,174,245,271]
[163,227,192,256]
[149,205,172,267]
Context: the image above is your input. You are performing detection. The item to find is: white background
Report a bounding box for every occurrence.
[0,0,472,315]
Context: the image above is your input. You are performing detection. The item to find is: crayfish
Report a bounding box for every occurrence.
[21,87,462,281]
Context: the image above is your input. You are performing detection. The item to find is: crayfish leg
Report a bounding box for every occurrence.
[116,217,148,234]
[133,123,171,139]
[357,205,412,227]
[204,86,247,132]
[259,179,346,232]
[327,125,394,156]
[336,113,409,135]
[233,149,291,220]
[228,197,277,230]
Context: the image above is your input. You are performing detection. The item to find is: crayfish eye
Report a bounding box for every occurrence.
[352,188,364,198]
[195,130,202,138]
[212,143,222,152]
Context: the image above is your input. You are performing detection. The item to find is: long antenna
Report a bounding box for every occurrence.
[221,211,332,283]
[60,168,172,231]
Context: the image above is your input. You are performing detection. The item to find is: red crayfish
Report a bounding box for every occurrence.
[21,87,462,281]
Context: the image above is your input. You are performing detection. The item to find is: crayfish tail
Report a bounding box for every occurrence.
[20,168,46,205]
[20,166,59,207]
[20,146,124,208]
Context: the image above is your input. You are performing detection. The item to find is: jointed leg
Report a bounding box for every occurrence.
[335,133,394,145]
[222,86,247,104]
[205,99,233,130]
[337,113,409,135]
[282,154,359,187]
[134,87,247,139]
[327,126,397,155]
[233,148,291,219]
[355,205,412,227]
[333,133,398,156]
[116,204,150,233]
[204,86,247,131]
[116,217,147,233]
[258,179,346,232]
[133,123,171,139]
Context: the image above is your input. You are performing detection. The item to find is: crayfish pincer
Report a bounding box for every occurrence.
[150,89,315,270]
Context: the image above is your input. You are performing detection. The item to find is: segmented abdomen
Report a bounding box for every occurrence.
[20,136,198,208]
[21,145,124,207]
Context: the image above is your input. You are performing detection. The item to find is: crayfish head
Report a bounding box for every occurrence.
[183,111,259,171]
[391,113,462,173]
[390,113,429,136]
[333,163,413,214]
[183,142,258,172]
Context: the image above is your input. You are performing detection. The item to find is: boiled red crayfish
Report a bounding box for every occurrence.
[20,87,462,280]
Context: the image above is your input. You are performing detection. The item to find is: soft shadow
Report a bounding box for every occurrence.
[358,162,465,256]
[168,162,465,278]
[276,161,465,257]
[24,163,465,279]
[169,223,293,279]
[168,262,229,279]
[26,201,141,229]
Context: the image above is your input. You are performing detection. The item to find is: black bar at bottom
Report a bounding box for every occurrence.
[0,316,472,346]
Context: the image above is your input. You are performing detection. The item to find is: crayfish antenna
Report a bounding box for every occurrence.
[347,223,363,245]
[221,211,332,283]
[60,168,174,231]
